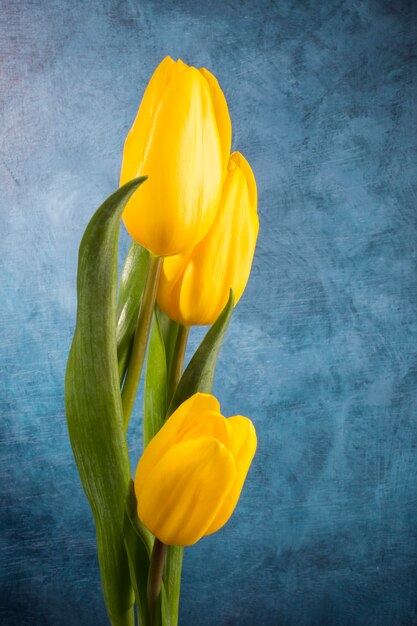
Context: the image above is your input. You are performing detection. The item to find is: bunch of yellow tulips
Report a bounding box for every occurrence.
[66,56,259,626]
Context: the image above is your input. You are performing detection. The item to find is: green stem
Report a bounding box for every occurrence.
[162,325,189,626]
[122,255,162,429]
[167,325,189,404]
[147,538,168,626]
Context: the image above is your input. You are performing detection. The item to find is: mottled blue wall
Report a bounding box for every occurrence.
[1,1,417,624]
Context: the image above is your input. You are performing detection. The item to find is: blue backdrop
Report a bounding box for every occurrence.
[1,1,417,624]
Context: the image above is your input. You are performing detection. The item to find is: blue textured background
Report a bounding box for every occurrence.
[1,1,417,624]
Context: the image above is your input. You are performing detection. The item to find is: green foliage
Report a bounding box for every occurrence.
[117,242,150,385]
[66,175,234,626]
[65,178,146,626]
[143,313,168,447]
[123,483,152,626]
[155,306,180,382]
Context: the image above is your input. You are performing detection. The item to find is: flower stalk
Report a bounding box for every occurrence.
[147,538,168,626]
[167,324,189,403]
[122,254,162,429]
[163,323,189,625]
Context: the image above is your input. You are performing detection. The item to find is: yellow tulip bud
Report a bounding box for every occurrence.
[134,393,257,546]
[156,151,259,325]
[120,56,232,257]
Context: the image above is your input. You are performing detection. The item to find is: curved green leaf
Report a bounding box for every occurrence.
[155,305,179,384]
[123,483,152,626]
[65,177,146,626]
[117,242,150,384]
[143,313,167,448]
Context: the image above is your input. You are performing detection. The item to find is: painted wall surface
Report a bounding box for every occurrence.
[1,1,416,624]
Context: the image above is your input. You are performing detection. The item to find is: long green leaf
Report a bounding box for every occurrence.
[163,291,234,626]
[123,483,152,626]
[155,305,179,383]
[65,177,146,626]
[117,242,150,384]
[143,313,167,447]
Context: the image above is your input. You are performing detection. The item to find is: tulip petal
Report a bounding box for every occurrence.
[120,56,184,185]
[199,68,232,173]
[136,436,237,546]
[157,252,189,324]
[204,415,257,536]
[178,410,231,450]
[176,153,259,325]
[123,66,224,256]
[136,393,220,482]
[230,151,258,213]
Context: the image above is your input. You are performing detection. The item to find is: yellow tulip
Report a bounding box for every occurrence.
[120,56,232,257]
[134,393,257,546]
[156,151,259,325]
